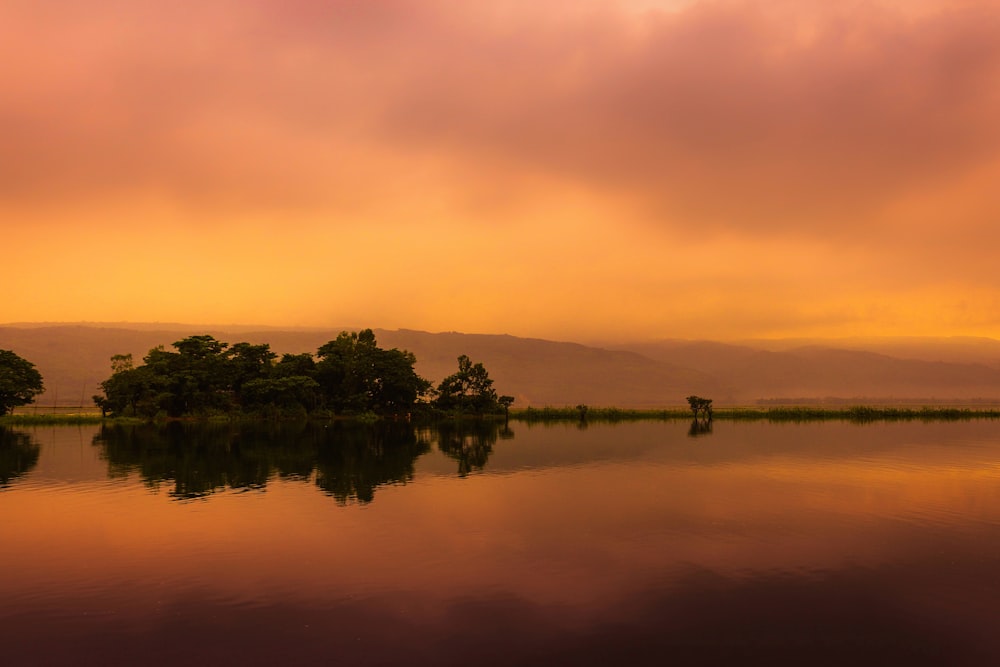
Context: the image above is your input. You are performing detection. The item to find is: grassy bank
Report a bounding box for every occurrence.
[513,407,690,422]
[726,406,1000,422]
[511,405,1000,423]
[1,413,108,426]
[6,406,1000,427]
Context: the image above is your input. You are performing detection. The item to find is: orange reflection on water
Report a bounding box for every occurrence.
[3,422,1000,614]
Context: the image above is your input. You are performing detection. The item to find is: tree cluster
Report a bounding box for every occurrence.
[434,354,515,416]
[0,349,45,416]
[686,395,713,420]
[93,330,512,419]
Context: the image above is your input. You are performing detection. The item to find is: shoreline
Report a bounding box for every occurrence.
[5,405,1000,426]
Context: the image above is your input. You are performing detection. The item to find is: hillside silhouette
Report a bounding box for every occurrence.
[3,325,1000,409]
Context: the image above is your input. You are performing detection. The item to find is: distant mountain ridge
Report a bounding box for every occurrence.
[613,340,1000,403]
[3,324,1000,409]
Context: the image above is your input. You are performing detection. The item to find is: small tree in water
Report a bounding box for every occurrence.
[686,395,713,420]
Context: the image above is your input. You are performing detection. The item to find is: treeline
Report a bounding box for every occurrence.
[93,329,513,420]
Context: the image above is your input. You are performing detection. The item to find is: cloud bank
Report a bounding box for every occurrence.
[3,0,999,339]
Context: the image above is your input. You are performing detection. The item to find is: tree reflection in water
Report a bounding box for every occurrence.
[92,421,432,503]
[95,422,276,498]
[315,422,430,504]
[433,420,512,476]
[688,418,713,437]
[0,427,40,488]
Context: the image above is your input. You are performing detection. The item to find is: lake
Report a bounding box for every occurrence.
[2,419,999,665]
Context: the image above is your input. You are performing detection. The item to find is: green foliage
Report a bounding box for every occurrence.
[433,355,509,415]
[752,406,1000,422]
[511,405,1000,424]
[315,329,431,416]
[1,414,105,426]
[94,363,158,418]
[227,342,277,392]
[241,376,320,416]
[686,395,713,419]
[499,395,515,417]
[93,330,430,420]
[274,352,317,378]
[0,349,45,416]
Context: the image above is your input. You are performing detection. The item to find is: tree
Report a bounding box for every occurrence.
[94,362,160,418]
[316,329,430,415]
[110,353,134,374]
[369,347,432,414]
[686,395,713,420]
[434,355,506,415]
[316,330,380,412]
[95,336,236,417]
[227,342,277,393]
[241,376,320,416]
[499,395,515,420]
[274,353,317,379]
[147,336,234,416]
[92,330,431,419]
[0,349,45,416]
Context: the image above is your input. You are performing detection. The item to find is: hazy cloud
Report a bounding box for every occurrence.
[4,0,998,232]
[3,0,999,339]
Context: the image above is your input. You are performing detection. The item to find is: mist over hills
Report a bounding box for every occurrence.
[3,324,1000,409]
[755,337,1000,369]
[613,340,1000,403]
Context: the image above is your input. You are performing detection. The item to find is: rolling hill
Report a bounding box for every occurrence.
[3,324,1000,409]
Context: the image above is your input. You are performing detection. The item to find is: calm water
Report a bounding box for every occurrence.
[2,419,1000,666]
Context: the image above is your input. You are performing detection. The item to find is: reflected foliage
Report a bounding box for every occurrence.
[92,421,431,503]
[434,420,511,476]
[0,427,40,487]
[688,418,714,437]
[96,422,277,498]
[315,423,430,504]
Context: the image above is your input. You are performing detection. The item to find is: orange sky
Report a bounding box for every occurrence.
[3,0,999,342]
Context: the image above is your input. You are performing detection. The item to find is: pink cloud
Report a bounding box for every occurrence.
[2,0,998,239]
[376,1,1000,233]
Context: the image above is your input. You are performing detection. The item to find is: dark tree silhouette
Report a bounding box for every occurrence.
[315,329,430,415]
[434,355,510,415]
[686,395,713,420]
[0,349,45,416]
[94,330,428,418]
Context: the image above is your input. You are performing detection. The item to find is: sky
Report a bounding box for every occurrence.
[3,0,999,342]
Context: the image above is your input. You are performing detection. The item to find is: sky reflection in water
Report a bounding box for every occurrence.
[2,420,999,665]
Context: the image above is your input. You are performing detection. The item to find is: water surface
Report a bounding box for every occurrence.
[2,420,999,665]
